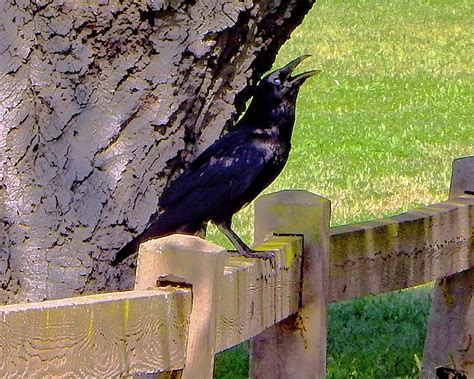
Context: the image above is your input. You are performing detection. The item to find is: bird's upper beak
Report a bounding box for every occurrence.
[280,55,321,86]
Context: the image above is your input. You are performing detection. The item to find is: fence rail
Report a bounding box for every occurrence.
[0,236,305,377]
[0,156,473,378]
[330,194,473,302]
[0,289,192,376]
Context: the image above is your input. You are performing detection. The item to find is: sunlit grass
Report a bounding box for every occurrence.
[208,0,473,246]
[213,0,473,377]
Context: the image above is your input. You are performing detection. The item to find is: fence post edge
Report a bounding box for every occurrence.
[135,234,227,379]
[423,156,474,377]
[250,189,331,378]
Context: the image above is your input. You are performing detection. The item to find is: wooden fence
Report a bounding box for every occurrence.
[1,156,473,378]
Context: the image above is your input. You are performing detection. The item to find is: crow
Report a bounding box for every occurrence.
[113,55,320,265]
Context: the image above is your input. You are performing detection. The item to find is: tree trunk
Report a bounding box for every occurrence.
[0,0,315,303]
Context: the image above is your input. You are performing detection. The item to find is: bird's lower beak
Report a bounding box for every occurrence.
[280,54,321,86]
[290,68,321,86]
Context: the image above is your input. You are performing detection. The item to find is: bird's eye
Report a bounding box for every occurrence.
[273,78,281,86]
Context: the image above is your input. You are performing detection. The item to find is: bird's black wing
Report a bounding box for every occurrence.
[113,130,276,266]
[159,129,274,209]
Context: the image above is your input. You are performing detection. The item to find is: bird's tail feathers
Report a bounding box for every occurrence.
[111,216,204,266]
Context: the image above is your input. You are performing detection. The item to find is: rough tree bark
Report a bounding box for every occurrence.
[0,0,315,303]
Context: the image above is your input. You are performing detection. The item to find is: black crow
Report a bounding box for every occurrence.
[113,55,320,265]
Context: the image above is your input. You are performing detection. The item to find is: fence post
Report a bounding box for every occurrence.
[134,234,227,379]
[250,190,331,378]
[422,156,474,378]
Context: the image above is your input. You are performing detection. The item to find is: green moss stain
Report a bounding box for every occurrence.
[123,299,130,329]
[87,312,93,341]
[254,236,302,268]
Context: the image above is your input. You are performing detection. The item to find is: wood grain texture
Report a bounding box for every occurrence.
[422,269,474,378]
[423,156,474,377]
[0,289,191,377]
[329,194,474,302]
[0,235,304,377]
[216,235,303,352]
[134,235,227,379]
[450,156,474,198]
[251,190,331,379]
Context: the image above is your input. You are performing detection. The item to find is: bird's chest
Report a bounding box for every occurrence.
[253,137,290,166]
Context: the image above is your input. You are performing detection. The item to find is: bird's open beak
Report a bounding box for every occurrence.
[280,55,321,86]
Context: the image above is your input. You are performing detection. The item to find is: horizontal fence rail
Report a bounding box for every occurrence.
[329,194,474,302]
[0,236,304,377]
[0,289,192,377]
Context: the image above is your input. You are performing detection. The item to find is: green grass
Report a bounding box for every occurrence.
[327,286,432,378]
[214,286,432,378]
[213,0,473,377]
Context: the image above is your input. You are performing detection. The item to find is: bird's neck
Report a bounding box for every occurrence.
[237,100,296,140]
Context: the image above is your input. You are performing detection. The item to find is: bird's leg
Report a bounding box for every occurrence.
[216,220,273,260]
[195,222,207,239]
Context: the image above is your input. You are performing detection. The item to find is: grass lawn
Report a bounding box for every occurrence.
[213,0,473,377]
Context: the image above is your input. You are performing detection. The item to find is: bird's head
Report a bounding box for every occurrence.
[242,55,320,127]
[259,55,320,103]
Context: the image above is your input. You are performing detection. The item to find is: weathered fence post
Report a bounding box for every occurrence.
[134,235,227,379]
[251,190,331,378]
[422,156,474,378]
